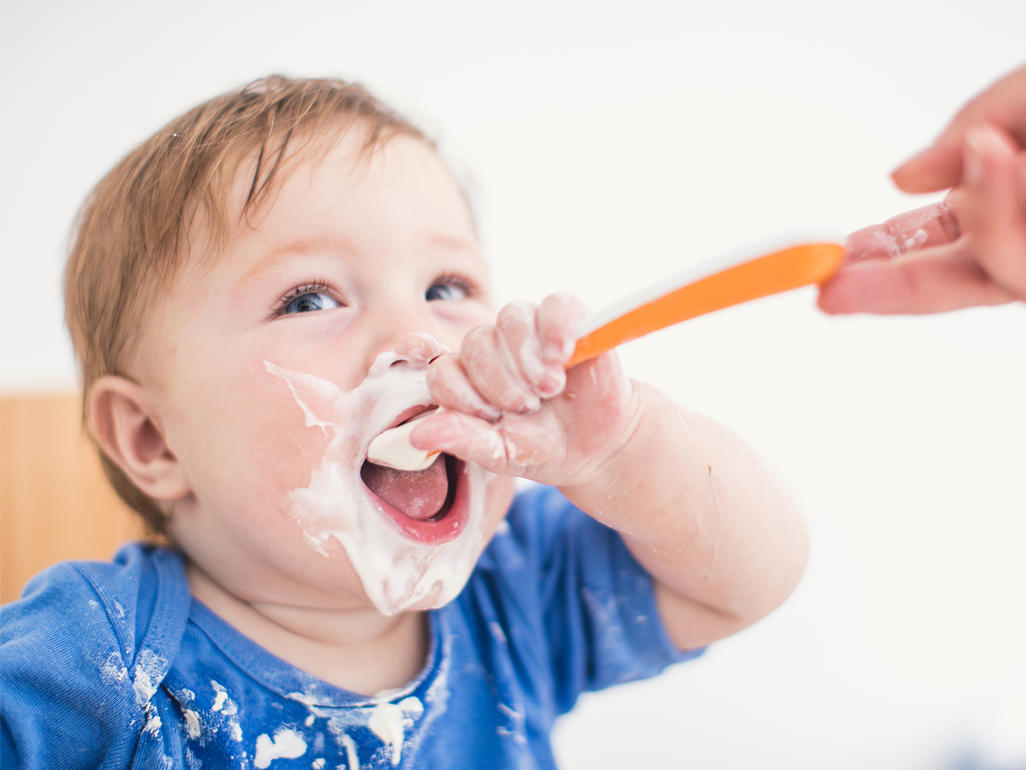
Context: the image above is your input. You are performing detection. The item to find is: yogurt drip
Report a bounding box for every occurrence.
[264,338,489,615]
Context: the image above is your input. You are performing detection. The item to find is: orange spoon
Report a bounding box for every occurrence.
[566,240,844,367]
[369,240,842,470]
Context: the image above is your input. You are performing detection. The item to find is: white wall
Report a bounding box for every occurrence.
[3,1,1025,767]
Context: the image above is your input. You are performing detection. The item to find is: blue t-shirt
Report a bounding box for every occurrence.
[1,485,702,769]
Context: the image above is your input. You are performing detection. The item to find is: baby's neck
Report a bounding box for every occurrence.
[186,563,429,695]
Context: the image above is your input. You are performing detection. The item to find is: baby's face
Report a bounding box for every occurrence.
[139,128,515,614]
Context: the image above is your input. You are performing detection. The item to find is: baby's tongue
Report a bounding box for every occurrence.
[361,456,448,520]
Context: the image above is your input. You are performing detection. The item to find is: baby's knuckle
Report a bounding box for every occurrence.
[496,302,534,332]
[542,292,580,313]
[424,359,448,387]
[460,325,494,355]
[503,386,541,414]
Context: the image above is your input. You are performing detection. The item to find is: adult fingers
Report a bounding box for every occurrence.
[847,152,1026,264]
[817,243,1014,314]
[891,63,1026,193]
[843,200,962,264]
[959,124,1026,300]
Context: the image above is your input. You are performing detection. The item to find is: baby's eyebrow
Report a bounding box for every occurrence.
[234,231,484,293]
[426,233,484,258]
[235,236,353,289]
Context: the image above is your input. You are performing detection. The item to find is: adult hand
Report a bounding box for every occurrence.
[818,65,1026,314]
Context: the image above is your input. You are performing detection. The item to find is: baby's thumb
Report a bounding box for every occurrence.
[413,410,565,480]
[411,411,513,475]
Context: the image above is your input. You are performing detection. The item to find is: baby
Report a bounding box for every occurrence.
[0,76,808,768]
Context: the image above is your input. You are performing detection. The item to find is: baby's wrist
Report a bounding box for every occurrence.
[557,378,647,496]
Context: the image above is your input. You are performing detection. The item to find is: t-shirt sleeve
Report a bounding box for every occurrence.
[0,562,146,769]
[503,485,705,715]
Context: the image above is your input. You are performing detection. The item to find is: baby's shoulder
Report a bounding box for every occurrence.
[2,542,188,650]
[0,544,191,767]
[1,542,191,682]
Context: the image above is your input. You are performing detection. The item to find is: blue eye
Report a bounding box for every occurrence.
[426,278,470,302]
[283,292,339,314]
[276,282,342,316]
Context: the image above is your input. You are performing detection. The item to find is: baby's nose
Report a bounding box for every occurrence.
[378,333,449,371]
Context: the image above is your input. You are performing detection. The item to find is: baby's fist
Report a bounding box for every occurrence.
[414,294,639,488]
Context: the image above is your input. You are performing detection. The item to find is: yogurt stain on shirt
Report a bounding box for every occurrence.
[368,696,423,766]
[254,726,307,768]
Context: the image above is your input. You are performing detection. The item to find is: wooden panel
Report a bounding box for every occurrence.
[1,392,147,604]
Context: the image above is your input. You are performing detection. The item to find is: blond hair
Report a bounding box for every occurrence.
[64,75,427,532]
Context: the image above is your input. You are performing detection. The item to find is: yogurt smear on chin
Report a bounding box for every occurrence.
[263,347,490,616]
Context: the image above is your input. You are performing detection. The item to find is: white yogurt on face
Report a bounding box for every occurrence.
[264,340,490,615]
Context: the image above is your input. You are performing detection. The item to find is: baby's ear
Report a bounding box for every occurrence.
[87,376,190,502]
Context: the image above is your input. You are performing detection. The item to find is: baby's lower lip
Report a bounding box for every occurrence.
[361,456,469,544]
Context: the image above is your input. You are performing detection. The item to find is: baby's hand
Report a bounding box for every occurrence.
[412,294,640,489]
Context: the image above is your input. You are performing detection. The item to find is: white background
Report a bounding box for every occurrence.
[3,1,1025,767]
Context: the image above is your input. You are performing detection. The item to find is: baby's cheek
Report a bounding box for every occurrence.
[243,391,338,501]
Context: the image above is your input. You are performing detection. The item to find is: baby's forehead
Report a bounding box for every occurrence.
[226,124,387,231]
[183,124,401,268]
[183,128,482,279]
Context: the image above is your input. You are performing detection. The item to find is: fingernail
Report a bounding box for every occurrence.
[536,375,562,398]
[842,226,884,263]
[543,337,575,365]
[541,342,565,364]
[521,393,541,413]
[964,128,986,186]
[478,403,503,422]
[539,376,561,397]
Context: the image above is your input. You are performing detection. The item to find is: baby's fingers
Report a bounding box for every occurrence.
[459,323,541,414]
[536,293,585,366]
[411,410,564,477]
[495,301,564,399]
[426,353,502,422]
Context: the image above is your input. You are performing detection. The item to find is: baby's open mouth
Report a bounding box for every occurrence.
[360,408,468,543]
[360,453,456,521]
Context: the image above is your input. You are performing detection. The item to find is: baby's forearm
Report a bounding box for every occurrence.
[558,381,808,650]
[416,294,806,650]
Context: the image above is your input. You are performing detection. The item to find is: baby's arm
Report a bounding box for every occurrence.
[413,295,808,650]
